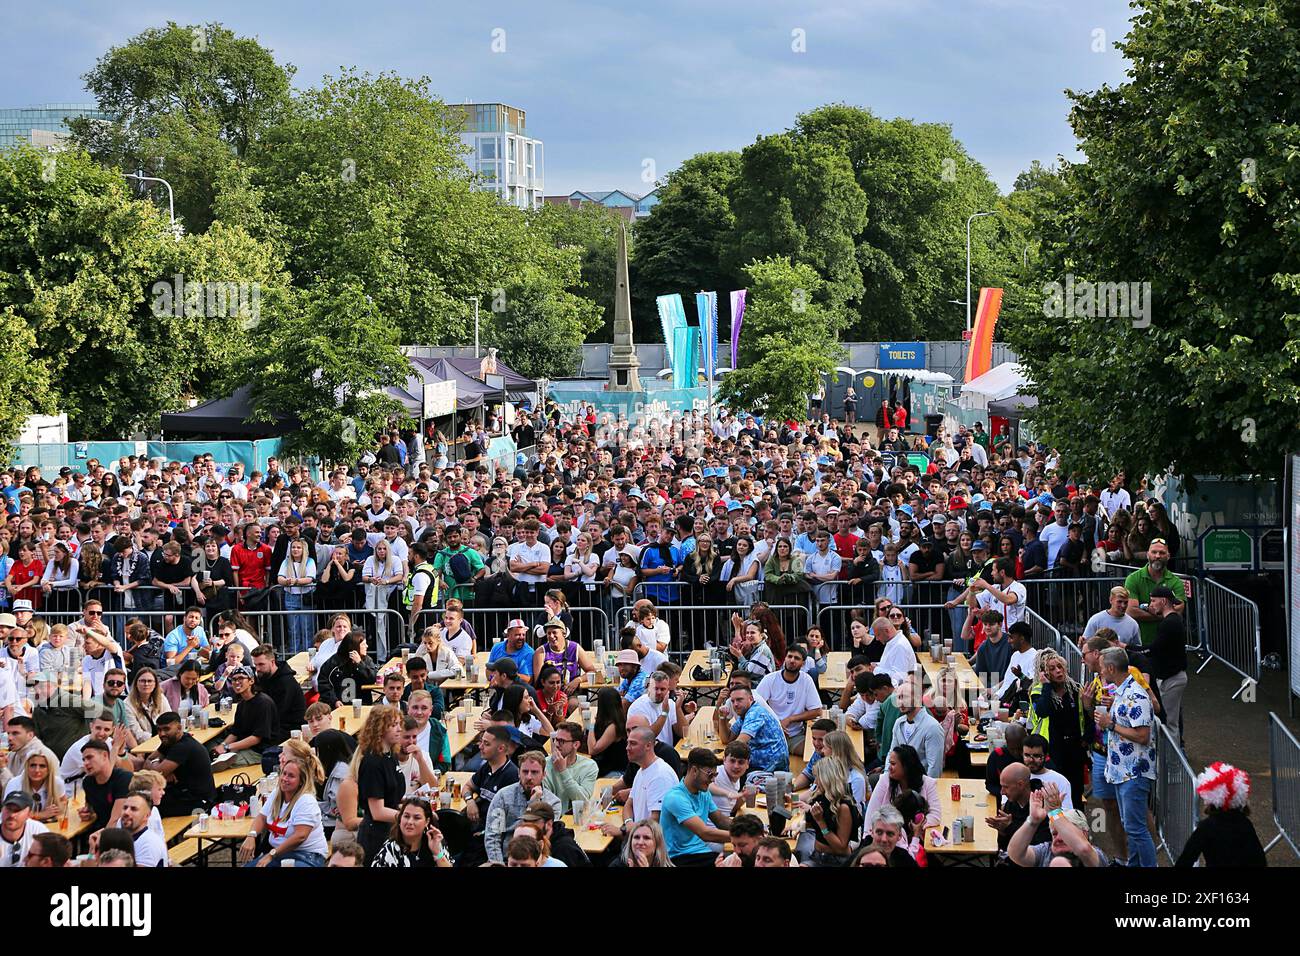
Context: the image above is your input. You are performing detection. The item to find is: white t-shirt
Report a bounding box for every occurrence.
[755,671,823,737]
[1039,522,1071,570]
[365,534,409,566]
[263,794,330,856]
[1030,768,1074,810]
[0,667,18,713]
[0,818,48,866]
[636,619,671,653]
[60,734,115,781]
[995,646,1039,697]
[131,826,169,867]
[629,757,677,820]
[978,581,1028,628]
[627,694,677,749]
[507,541,551,584]
[877,632,918,688]
[1100,488,1131,518]
[639,648,668,676]
[711,765,743,815]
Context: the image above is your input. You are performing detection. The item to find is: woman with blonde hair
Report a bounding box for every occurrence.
[238,755,330,867]
[350,705,405,860]
[824,730,869,812]
[610,819,674,868]
[797,756,861,866]
[123,667,167,743]
[2,748,65,823]
[280,738,327,789]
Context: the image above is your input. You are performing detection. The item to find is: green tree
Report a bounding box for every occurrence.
[0,145,274,438]
[484,270,603,379]
[1004,0,1300,480]
[718,257,846,420]
[253,70,500,346]
[238,284,408,462]
[0,311,54,456]
[69,21,294,233]
[728,134,868,319]
[532,202,626,341]
[794,105,1008,340]
[631,151,742,343]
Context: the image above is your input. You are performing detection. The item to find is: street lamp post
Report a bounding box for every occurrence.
[124,170,179,236]
[966,211,994,333]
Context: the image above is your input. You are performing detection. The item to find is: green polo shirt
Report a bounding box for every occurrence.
[1123,566,1186,646]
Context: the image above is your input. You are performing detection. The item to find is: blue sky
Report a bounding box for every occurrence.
[1,0,1137,194]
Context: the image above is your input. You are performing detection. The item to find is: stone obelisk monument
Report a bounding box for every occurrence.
[606,223,642,392]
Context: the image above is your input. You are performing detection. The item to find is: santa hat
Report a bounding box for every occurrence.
[1194,761,1250,811]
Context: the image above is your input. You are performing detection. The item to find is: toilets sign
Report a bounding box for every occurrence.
[878,343,926,370]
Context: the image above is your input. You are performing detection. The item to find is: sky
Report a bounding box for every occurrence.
[0,0,1138,195]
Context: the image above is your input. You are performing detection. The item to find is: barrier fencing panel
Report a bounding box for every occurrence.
[617,602,812,658]
[1019,576,1126,643]
[453,606,611,655]
[1195,578,1262,698]
[1153,717,1199,865]
[1264,712,1300,859]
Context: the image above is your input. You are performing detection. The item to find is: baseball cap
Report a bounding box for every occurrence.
[11,600,32,613]
[487,658,518,678]
[227,665,255,681]
[543,618,568,633]
[2,792,33,810]
[971,540,990,552]
[1151,586,1177,601]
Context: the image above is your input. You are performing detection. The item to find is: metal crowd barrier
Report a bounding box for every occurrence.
[1019,576,1126,642]
[1264,712,1300,860]
[237,607,408,661]
[1195,578,1262,698]
[1152,717,1199,865]
[450,606,612,655]
[815,603,948,653]
[1021,607,1084,684]
[616,602,813,657]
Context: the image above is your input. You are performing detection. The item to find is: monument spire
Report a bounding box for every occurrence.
[606,222,642,392]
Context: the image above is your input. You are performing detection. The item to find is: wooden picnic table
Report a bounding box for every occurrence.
[439,652,492,695]
[677,650,727,691]
[922,778,999,859]
[132,704,232,754]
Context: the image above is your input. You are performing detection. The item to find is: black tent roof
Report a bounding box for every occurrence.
[160,384,300,437]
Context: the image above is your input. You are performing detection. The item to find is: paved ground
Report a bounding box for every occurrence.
[1179,652,1298,866]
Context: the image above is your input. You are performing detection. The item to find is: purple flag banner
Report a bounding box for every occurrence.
[729,290,747,369]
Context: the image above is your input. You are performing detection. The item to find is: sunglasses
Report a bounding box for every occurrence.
[86,610,103,617]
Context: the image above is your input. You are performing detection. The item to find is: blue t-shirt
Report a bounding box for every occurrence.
[731,701,790,772]
[487,641,535,678]
[661,781,718,859]
[163,625,209,662]
[619,671,647,704]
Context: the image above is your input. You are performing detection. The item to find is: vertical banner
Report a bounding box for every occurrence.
[672,325,698,389]
[695,291,718,379]
[964,287,1003,382]
[729,289,746,369]
[657,293,687,363]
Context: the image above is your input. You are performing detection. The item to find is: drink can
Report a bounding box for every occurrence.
[951,784,961,801]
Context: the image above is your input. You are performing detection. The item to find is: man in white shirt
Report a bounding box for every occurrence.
[60,713,119,781]
[0,792,48,867]
[872,617,918,688]
[604,727,677,837]
[118,792,168,867]
[755,646,823,749]
[973,558,1028,629]
[803,531,843,606]
[1038,501,1071,570]
[995,625,1039,700]
[1099,476,1131,518]
[626,671,685,749]
[507,519,551,602]
[1023,734,1075,809]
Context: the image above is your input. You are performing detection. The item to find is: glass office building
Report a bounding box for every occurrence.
[0,104,114,150]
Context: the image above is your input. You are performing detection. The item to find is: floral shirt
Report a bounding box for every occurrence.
[1103,674,1155,785]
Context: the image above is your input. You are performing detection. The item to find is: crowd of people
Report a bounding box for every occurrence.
[0,399,1265,868]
